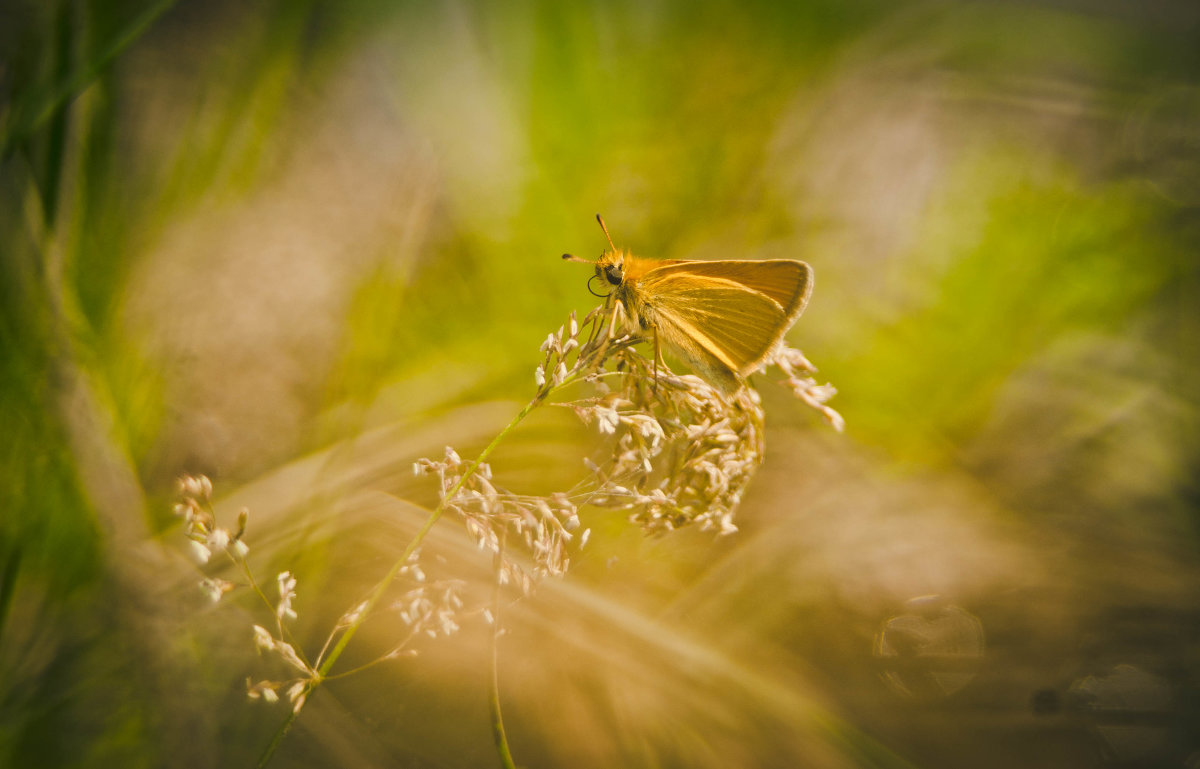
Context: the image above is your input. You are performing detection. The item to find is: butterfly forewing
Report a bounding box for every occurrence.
[643,260,812,315]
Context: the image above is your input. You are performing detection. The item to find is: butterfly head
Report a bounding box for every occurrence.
[562,214,626,297]
[595,250,625,287]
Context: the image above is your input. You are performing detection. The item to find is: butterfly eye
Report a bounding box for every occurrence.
[604,262,623,286]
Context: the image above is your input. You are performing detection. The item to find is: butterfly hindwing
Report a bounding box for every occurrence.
[636,260,812,379]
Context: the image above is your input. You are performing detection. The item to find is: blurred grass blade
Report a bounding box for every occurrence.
[0,0,179,161]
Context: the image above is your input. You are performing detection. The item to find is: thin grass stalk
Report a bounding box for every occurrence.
[489,534,517,769]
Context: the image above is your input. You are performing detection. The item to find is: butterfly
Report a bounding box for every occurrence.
[564,215,812,393]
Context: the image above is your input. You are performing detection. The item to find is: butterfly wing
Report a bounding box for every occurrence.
[635,260,812,391]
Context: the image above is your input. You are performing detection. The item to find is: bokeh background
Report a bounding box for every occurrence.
[2,1,1199,767]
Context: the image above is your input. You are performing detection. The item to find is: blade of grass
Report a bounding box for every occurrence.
[0,0,180,161]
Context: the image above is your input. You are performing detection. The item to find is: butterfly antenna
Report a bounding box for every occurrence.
[595,213,617,252]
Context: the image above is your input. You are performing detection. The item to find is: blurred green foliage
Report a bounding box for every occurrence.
[2,0,1198,767]
[838,153,1179,461]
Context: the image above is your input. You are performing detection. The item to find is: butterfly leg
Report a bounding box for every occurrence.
[652,326,662,394]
